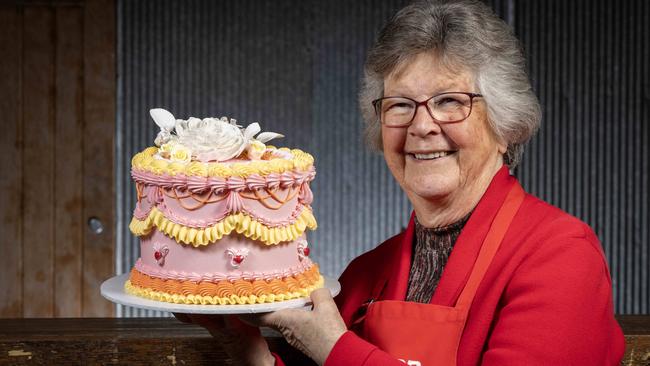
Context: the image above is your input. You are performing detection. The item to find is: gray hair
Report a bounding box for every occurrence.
[360,0,541,168]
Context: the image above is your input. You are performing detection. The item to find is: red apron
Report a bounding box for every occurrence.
[358,184,524,366]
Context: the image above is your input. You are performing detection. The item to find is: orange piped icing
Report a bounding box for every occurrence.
[251,280,268,297]
[284,277,301,292]
[233,281,254,298]
[269,280,290,294]
[214,282,234,298]
[125,265,323,305]
[180,281,198,296]
[197,282,220,297]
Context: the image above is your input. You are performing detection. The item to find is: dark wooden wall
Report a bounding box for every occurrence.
[0,0,115,318]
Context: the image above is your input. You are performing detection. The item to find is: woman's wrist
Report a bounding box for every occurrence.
[313,328,347,365]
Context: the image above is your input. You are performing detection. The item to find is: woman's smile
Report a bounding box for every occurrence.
[408,150,457,161]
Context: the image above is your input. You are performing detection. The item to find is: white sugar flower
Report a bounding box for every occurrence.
[148,108,285,162]
[150,108,177,147]
[177,118,247,162]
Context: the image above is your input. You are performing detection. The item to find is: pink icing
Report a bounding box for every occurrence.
[226,176,247,191]
[138,230,313,281]
[134,258,313,282]
[156,185,305,228]
[245,174,267,190]
[208,176,228,194]
[133,185,156,219]
[131,167,316,192]
[266,173,281,190]
[299,183,314,205]
[226,191,245,213]
[131,168,316,229]
[187,175,209,193]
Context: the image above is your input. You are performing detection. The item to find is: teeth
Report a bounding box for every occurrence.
[414,151,451,160]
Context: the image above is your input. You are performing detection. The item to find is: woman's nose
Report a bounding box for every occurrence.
[408,104,442,136]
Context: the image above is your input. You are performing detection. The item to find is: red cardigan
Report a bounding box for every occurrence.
[322,167,625,365]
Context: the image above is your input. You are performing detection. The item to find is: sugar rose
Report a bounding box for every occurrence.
[177,118,246,162]
[148,109,285,163]
[170,144,191,163]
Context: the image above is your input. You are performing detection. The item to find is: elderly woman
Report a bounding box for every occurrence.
[181,0,626,365]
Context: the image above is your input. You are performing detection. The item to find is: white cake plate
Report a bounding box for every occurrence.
[101,273,340,314]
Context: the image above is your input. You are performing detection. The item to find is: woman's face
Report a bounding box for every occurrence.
[382,52,506,223]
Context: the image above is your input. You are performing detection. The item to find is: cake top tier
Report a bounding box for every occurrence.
[131,108,314,178]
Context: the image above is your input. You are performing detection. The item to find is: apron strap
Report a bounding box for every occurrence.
[455,183,525,309]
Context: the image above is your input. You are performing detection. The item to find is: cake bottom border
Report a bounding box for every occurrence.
[124,276,325,305]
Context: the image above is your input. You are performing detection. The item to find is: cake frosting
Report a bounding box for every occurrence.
[125,109,323,305]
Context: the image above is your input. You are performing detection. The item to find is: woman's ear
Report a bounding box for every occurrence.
[498,141,508,155]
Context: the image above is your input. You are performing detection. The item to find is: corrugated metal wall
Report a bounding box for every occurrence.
[116,0,649,316]
[514,0,649,314]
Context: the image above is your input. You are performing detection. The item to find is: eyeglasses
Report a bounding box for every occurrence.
[372,92,483,127]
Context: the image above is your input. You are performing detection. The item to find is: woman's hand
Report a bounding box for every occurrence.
[244,288,347,366]
[173,313,276,366]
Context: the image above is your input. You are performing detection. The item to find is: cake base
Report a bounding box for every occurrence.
[101,273,341,314]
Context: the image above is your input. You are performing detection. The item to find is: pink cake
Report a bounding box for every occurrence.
[125,109,323,305]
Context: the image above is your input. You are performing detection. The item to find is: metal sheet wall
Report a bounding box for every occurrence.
[514,0,649,314]
[116,0,649,316]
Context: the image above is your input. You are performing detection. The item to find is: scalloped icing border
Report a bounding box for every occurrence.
[129,206,317,246]
[132,146,314,178]
[124,276,324,305]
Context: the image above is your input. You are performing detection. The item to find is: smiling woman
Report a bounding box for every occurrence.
[379,53,507,228]
[183,1,626,365]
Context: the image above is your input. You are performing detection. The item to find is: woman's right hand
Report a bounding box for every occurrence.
[173,313,276,366]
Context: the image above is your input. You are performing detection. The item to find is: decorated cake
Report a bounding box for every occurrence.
[125,108,323,305]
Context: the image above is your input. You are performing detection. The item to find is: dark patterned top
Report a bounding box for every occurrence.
[405,214,472,303]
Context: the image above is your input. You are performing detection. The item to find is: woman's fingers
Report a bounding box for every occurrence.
[246,290,347,365]
[309,288,333,304]
[172,289,344,365]
[309,288,338,313]
[254,308,303,329]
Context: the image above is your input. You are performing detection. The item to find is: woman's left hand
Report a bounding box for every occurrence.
[243,288,347,366]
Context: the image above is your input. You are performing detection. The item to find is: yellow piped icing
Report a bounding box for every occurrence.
[131,146,314,178]
[124,276,324,305]
[129,206,317,246]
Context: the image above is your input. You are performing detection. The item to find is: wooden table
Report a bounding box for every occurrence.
[1,316,648,365]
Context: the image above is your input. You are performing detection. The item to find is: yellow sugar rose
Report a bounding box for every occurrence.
[246,140,266,160]
[159,142,175,159]
[171,144,191,164]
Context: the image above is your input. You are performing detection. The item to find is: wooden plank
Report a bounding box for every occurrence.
[0,317,648,365]
[20,0,83,4]
[82,0,116,317]
[0,318,313,365]
[54,4,84,318]
[22,5,55,318]
[0,5,24,317]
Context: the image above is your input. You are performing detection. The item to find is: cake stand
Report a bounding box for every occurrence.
[100,273,341,314]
